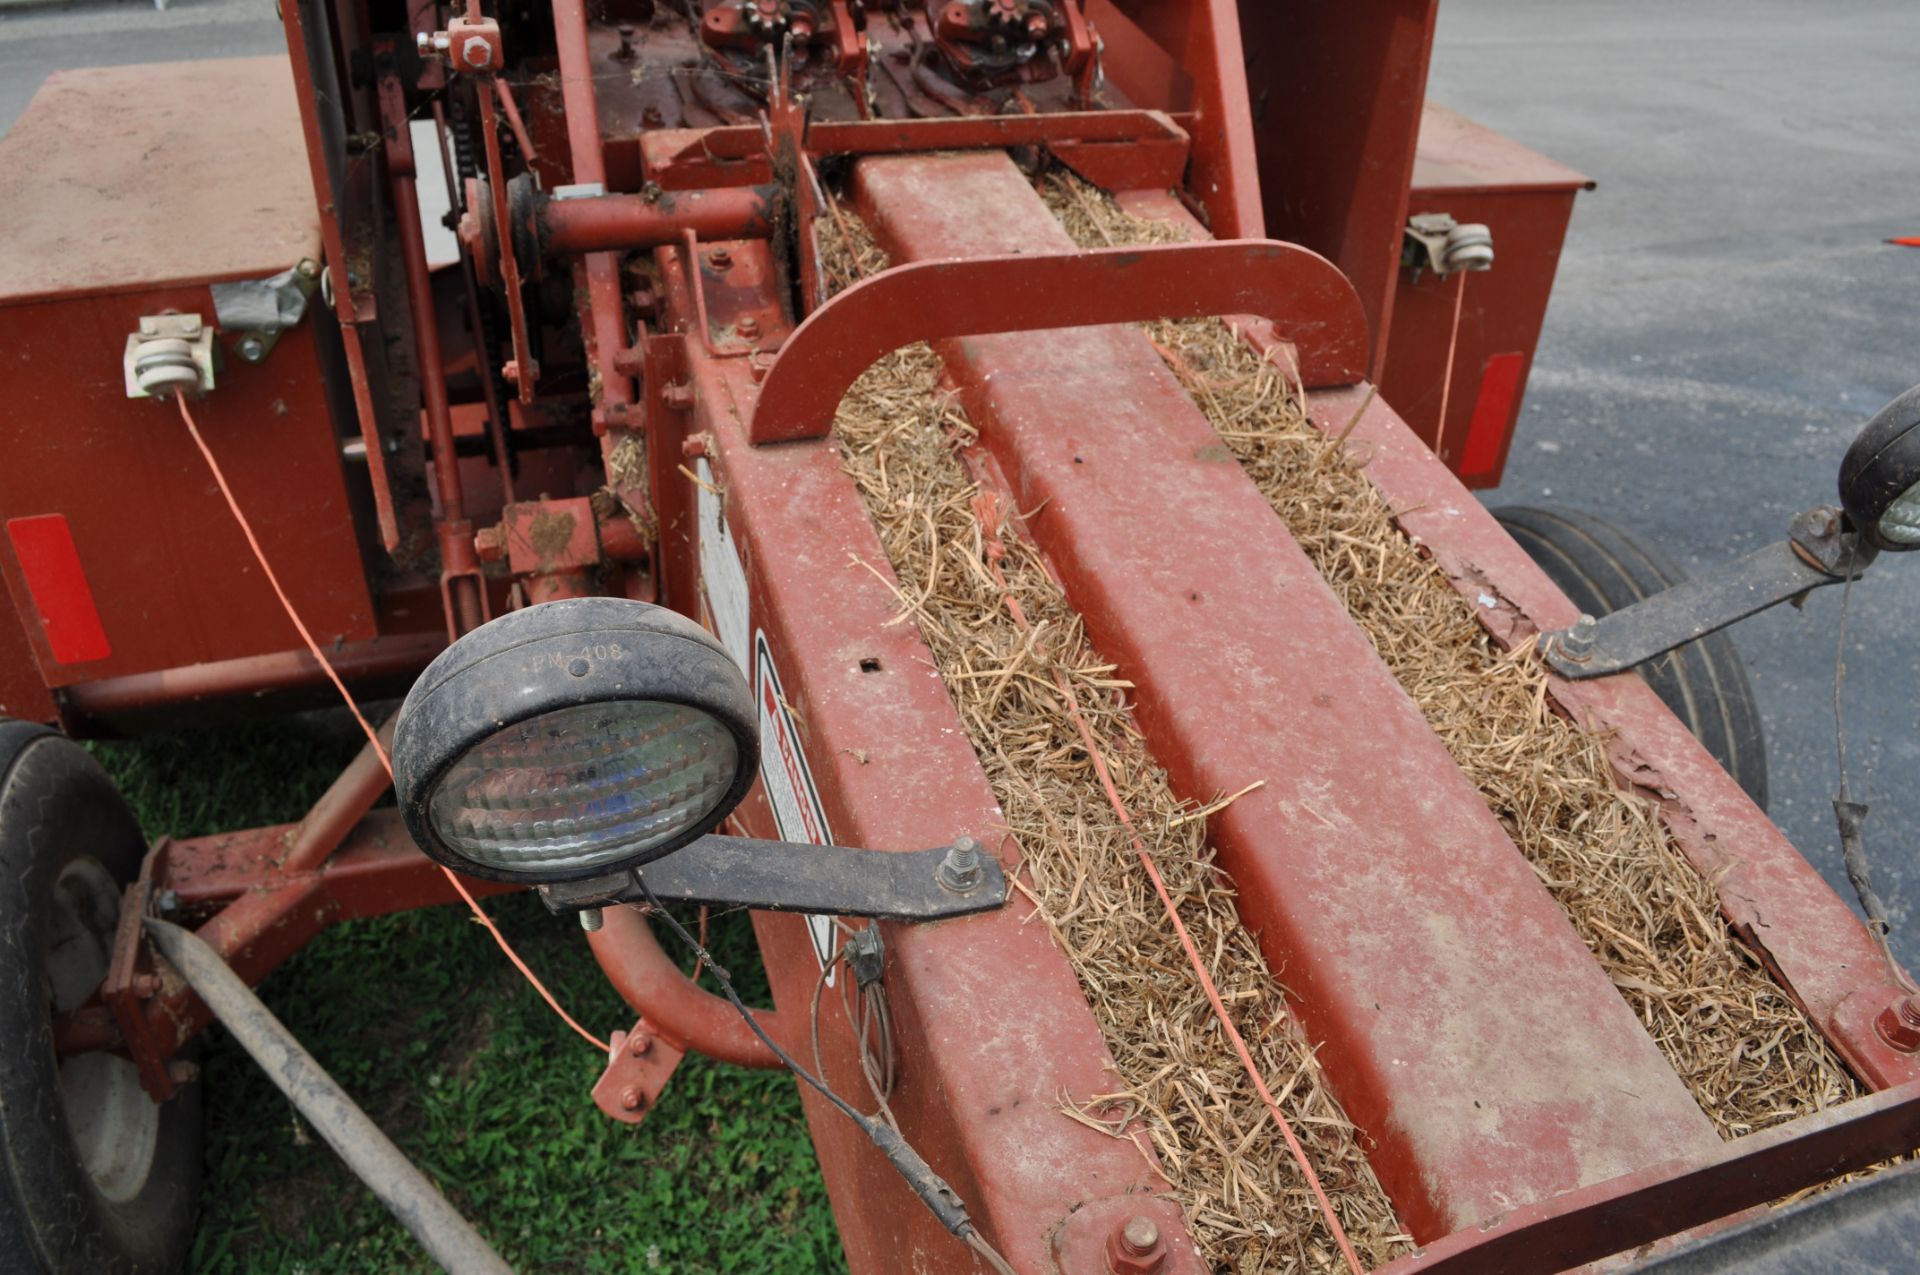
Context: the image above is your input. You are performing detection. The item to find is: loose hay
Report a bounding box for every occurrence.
[1035,171,1863,1140]
[818,212,1413,1271]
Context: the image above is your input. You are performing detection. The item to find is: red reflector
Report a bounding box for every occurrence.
[1458,351,1527,481]
[6,515,111,665]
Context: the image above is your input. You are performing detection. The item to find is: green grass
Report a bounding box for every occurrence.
[89,714,843,1273]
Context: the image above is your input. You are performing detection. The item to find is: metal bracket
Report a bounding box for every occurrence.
[123,312,216,399]
[1403,212,1494,279]
[1542,505,1878,678]
[537,833,1009,921]
[209,260,321,364]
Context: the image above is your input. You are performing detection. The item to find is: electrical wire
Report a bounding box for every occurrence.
[1830,548,1916,991]
[631,879,1018,1275]
[173,393,607,1053]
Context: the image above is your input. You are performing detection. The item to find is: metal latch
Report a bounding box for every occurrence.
[1403,212,1495,279]
[124,313,215,399]
[209,259,321,364]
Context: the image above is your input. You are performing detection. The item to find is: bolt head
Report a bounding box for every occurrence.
[1877,994,1920,1052]
[237,336,265,362]
[462,36,493,68]
[708,247,733,270]
[628,1032,653,1057]
[737,315,761,339]
[619,1086,646,1111]
[1106,1213,1167,1273]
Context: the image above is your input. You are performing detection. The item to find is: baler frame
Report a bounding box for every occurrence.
[4,2,1919,1272]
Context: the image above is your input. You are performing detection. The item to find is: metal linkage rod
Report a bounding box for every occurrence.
[143,918,514,1275]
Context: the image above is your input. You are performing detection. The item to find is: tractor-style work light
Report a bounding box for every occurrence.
[392,598,1008,925]
[393,598,759,884]
[1839,384,1920,551]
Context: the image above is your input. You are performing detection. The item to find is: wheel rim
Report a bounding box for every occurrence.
[45,856,161,1205]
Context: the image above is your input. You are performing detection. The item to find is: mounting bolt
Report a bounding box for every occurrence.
[1556,613,1598,663]
[237,335,266,363]
[1877,995,1920,1052]
[578,907,604,933]
[662,381,696,412]
[1106,1214,1166,1274]
[132,973,161,1000]
[167,1059,201,1086]
[936,835,985,893]
[613,22,637,60]
[628,1031,653,1058]
[736,315,761,340]
[708,247,733,271]
[619,1086,646,1111]
[462,36,494,69]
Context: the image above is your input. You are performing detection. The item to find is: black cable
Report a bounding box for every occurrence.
[631,878,1011,1259]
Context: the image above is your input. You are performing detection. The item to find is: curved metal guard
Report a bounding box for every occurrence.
[747,239,1371,444]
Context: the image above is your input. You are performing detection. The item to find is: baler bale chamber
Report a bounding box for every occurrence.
[4,1,1920,1272]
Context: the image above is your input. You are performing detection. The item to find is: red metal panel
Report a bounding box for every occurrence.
[5,516,111,665]
[1304,383,1920,1091]
[0,290,376,690]
[1380,107,1590,487]
[1239,0,1439,380]
[664,314,1206,1267]
[748,236,1368,443]
[854,150,1724,1242]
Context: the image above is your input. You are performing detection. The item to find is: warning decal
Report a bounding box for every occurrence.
[696,458,750,671]
[753,630,839,980]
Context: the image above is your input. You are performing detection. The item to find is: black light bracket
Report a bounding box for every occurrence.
[538,833,1008,923]
[1541,504,1880,680]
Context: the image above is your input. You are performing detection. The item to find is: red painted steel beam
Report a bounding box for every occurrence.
[662,253,1205,1269]
[59,631,443,719]
[538,187,775,256]
[852,151,1724,1242]
[748,239,1368,444]
[585,907,790,1070]
[1300,380,1920,1091]
[638,109,1191,191]
[1377,1077,1920,1274]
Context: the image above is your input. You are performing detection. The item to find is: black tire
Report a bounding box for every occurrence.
[1491,505,1770,811]
[0,722,202,1274]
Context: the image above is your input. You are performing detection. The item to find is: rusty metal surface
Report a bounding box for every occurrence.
[671,326,1206,1268]
[1305,383,1920,1092]
[855,149,1725,1242]
[1377,1077,1920,1275]
[748,230,1368,444]
[0,59,319,304]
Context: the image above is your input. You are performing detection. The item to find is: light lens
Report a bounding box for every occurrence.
[427,700,738,875]
[1881,480,1920,545]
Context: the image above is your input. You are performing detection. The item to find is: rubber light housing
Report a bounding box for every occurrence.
[1840,384,1920,551]
[392,598,758,883]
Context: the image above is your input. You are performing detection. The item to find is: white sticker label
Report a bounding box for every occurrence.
[696,458,750,671]
[754,630,839,982]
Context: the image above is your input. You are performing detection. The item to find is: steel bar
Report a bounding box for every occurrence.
[539,836,1008,919]
[144,918,513,1275]
[1541,539,1850,678]
[1375,1077,1920,1275]
[59,631,442,719]
[584,906,790,1070]
[282,719,392,874]
[539,187,776,256]
[747,237,1368,443]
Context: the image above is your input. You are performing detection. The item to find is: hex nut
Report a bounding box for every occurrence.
[462,37,493,68]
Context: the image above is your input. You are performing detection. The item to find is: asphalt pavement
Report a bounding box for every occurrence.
[2,0,1916,956]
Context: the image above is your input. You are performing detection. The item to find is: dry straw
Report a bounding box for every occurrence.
[819,211,1411,1271]
[1037,171,1861,1142]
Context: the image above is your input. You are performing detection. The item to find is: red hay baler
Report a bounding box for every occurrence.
[3,2,1920,1272]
